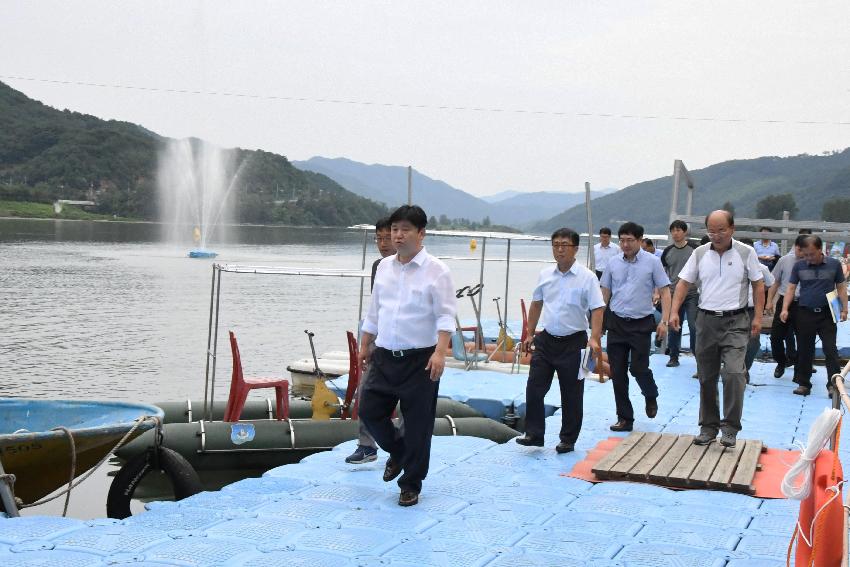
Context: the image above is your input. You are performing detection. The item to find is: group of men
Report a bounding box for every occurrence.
[350,204,847,505]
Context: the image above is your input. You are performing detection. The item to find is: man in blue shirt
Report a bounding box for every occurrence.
[780,235,848,396]
[515,227,605,453]
[754,227,781,270]
[601,222,671,432]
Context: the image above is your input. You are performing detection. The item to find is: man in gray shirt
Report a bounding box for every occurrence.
[660,220,698,368]
[765,235,805,379]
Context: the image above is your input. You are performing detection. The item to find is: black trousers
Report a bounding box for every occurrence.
[359,346,438,494]
[524,330,587,444]
[794,308,840,389]
[606,313,658,423]
[769,296,797,366]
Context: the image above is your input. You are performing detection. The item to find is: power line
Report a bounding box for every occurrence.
[2,74,849,127]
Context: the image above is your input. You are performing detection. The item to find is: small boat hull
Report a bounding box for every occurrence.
[0,399,164,504]
[188,249,218,258]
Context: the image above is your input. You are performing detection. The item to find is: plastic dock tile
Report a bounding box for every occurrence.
[381,537,496,567]
[0,516,84,543]
[124,504,231,531]
[140,537,256,566]
[655,503,754,530]
[477,484,577,508]
[421,516,528,547]
[255,498,350,525]
[232,549,356,567]
[488,550,617,567]
[220,475,311,496]
[0,548,103,567]
[747,513,796,536]
[283,526,401,558]
[333,507,437,534]
[459,501,553,526]
[736,534,795,561]
[517,528,624,560]
[544,510,645,537]
[615,543,729,566]
[567,494,664,519]
[636,521,741,550]
[204,517,310,543]
[51,523,171,555]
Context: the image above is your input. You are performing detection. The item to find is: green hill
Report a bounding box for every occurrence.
[0,81,387,225]
[533,151,850,234]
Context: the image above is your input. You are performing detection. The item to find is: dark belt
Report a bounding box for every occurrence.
[799,305,826,313]
[543,329,584,341]
[699,307,748,317]
[377,346,435,358]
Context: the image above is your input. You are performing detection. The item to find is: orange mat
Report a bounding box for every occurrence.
[565,436,799,499]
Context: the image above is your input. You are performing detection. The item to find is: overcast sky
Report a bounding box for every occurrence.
[2,1,849,197]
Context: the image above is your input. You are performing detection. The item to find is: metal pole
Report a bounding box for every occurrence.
[202,264,217,421]
[208,267,223,422]
[670,160,681,226]
[584,182,595,270]
[474,237,487,364]
[407,166,412,205]
[686,184,694,217]
[780,210,790,256]
[357,228,368,334]
[502,239,512,357]
[0,456,20,517]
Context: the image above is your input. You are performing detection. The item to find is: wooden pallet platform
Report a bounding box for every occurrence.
[591,431,766,494]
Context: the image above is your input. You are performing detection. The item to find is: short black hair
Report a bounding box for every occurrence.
[388,205,428,230]
[551,227,580,246]
[599,227,612,236]
[705,210,734,227]
[643,238,654,247]
[739,238,754,247]
[669,219,688,232]
[801,235,823,249]
[618,221,644,240]
[794,234,809,248]
[375,216,391,232]
[759,226,773,233]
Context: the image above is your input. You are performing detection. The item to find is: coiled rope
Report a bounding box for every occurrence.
[781,408,841,500]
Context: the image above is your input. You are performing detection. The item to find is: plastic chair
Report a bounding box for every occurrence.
[223,331,290,422]
[342,331,361,420]
[452,326,488,364]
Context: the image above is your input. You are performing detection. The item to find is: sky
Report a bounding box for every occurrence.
[2,1,849,198]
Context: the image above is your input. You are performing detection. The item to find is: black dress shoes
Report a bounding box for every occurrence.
[645,398,658,419]
[773,364,785,378]
[609,420,633,432]
[555,442,575,454]
[515,435,544,447]
[793,386,811,396]
[383,458,403,482]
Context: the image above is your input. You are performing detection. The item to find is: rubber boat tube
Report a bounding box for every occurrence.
[115,417,518,471]
[154,397,483,424]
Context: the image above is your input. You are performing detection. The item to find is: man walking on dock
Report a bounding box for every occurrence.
[593,227,617,279]
[671,210,764,448]
[601,222,671,433]
[661,220,698,368]
[780,235,848,396]
[358,205,457,507]
[345,216,398,465]
[515,228,605,453]
[765,235,805,379]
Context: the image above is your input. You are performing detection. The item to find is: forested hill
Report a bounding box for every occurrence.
[533,150,850,234]
[0,81,387,225]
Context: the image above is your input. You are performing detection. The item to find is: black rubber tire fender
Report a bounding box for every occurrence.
[107,446,202,519]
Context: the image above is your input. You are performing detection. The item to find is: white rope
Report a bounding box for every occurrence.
[781,408,841,500]
[795,481,846,550]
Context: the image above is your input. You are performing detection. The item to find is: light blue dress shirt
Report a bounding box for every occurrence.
[601,249,671,318]
[532,262,605,336]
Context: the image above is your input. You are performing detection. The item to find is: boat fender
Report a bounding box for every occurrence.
[106,446,202,519]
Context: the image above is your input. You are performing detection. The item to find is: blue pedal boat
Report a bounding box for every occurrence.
[188,249,218,258]
[0,399,163,505]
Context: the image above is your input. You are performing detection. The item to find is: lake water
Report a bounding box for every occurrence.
[1,217,575,518]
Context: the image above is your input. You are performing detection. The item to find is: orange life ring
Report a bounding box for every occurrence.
[793,448,844,567]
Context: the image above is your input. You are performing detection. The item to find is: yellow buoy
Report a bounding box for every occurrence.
[470,238,477,251]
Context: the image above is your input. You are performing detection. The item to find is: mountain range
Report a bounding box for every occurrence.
[293,156,611,228]
[533,151,850,234]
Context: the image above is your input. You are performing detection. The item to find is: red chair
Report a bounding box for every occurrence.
[342,331,361,420]
[223,331,290,422]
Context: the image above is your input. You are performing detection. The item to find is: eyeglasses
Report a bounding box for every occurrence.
[552,243,577,249]
[375,237,392,243]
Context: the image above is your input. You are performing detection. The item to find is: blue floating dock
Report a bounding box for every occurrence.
[1,350,845,565]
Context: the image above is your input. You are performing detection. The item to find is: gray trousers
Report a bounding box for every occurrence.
[694,310,749,434]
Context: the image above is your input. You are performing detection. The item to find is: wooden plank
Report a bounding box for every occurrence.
[628,433,677,479]
[608,432,662,477]
[667,442,710,487]
[688,441,726,485]
[730,439,763,494]
[648,435,694,484]
[707,440,747,489]
[592,432,645,479]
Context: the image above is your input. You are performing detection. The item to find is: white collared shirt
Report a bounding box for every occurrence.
[593,242,618,273]
[678,240,764,311]
[533,262,605,335]
[362,247,457,350]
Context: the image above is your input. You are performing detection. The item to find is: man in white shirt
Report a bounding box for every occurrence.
[593,227,617,279]
[765,236,805,378]
[515,228,605,453]
[671,210,764,448]
[358,205,457,507]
